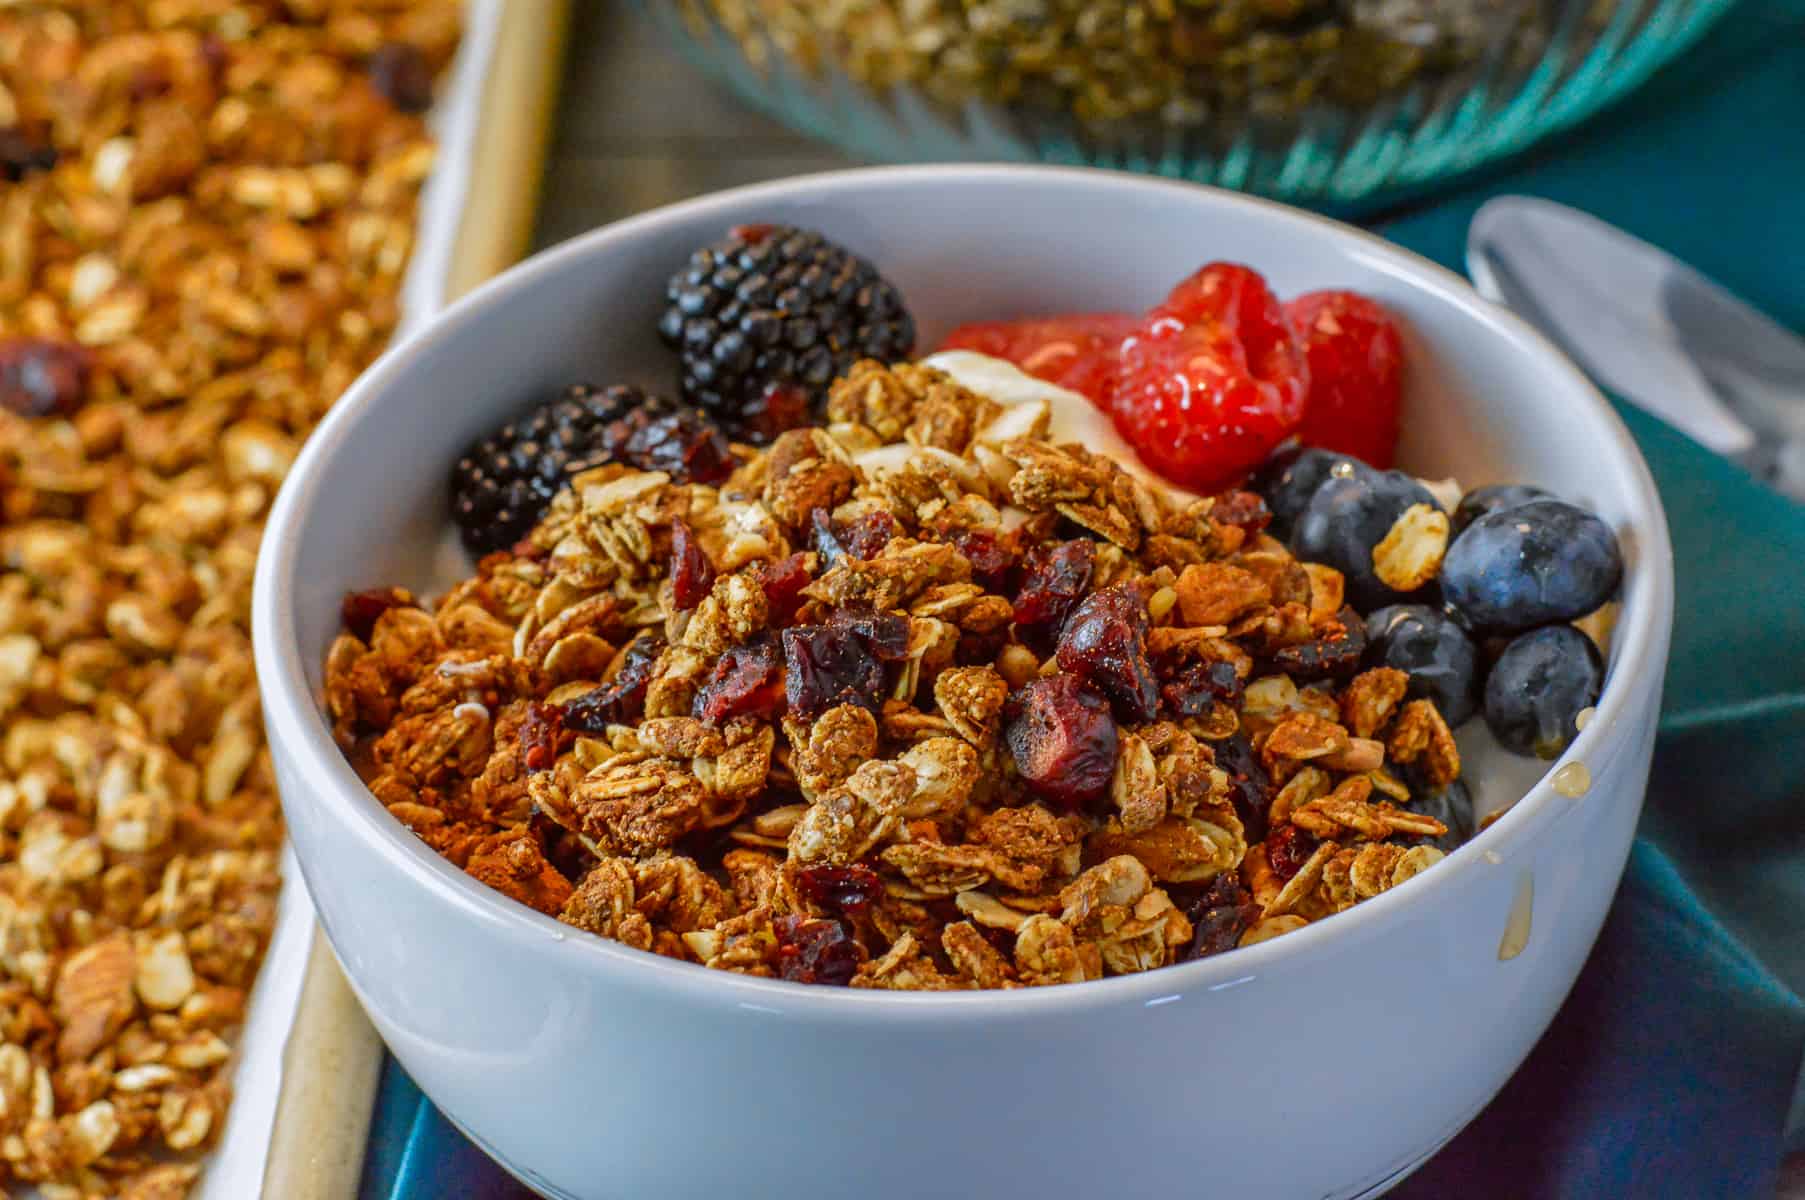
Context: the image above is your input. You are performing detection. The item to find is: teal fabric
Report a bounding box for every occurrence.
[360,6,1805,1196]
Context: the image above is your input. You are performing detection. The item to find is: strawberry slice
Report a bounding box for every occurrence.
[939,313,1136,406]
[1284,290,1405,468]
[1110,263,1310,492]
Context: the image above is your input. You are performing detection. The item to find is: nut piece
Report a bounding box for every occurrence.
[1372,503,1450,592]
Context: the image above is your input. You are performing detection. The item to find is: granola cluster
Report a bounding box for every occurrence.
[0,4,458,1195]
[327,359,1464,993]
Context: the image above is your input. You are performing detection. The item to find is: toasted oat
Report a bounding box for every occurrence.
[1372,503,1450,593]
[0,6,459,1193]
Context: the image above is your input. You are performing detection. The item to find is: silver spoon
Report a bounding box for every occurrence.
[1466,195,1805,502]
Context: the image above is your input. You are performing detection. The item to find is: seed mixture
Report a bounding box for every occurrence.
[0,4,458,1195]
[324,357,1474,991]
[671,0,1546,128]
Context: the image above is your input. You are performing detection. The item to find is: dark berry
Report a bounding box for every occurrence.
[795,864,884,918]
[1441,500,1622,635]
[1155,653,1242,719]
[0,128,58,182]
[812,508,900,568]
[752,553,813,626]
[1055,583,1158,723]
[660,226,916,438]
[450,385,731,557]
[1004,675,1118,811]
[1011,539,1096,650]
[1289,466,1441,612]
[1363,604,1481,727]
[826,607,910,661]
[1268,605,1367,683]
[1180,873,1261,960]
[519,702,566,773]
[1406,775,1475,854]
[565,633,667,732]
[1250,446,1362,542]
[783,624,885,718]
[1266,823,1319,880]
[668,519,716,611]
[1482,624,1604,759]
[733,384,812,443]
[774,916,863,986]
[339,587,417,642]
[1212,733,1270,844]
[1451,483,1553,536]
[693,633,787,726]
[0,337,90,417]
[367,42,434,112]
[945,528,1015,593]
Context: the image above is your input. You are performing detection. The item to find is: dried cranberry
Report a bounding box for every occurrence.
[368,42,435,112]
[1055,583,1158,724]
[827,607,910,661]
[0,129,57,182]
[199,34,230,76]
[339,587,416,642]
[1156,653,1242,718]
[812,509,900,568]
[1213,733,1270,843]
[753,553,813,625]
[520,702,566,773]
[693,633,786,725]
[840,510,901,561]
[1266,823,1319,881]
[1180,874,1261,960]
[795,864,885,918]
[1209,489,1273,537]
[603,402,734,485]
[783,624,884,718]
[733,383,812,444]
[1268,605,1366,682]
[774,915,863,986]
[0,337,89,417]
[1005,675,1118,811]
[668,519,716,610]
[948,528,1015,593]
[564,633,666,732]
[1012,539,1096,648]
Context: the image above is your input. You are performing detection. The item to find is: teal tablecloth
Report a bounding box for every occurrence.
[359,6,1805,1196]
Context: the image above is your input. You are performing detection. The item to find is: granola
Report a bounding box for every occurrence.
[326,356,1475,994]
[0,4,459,1194]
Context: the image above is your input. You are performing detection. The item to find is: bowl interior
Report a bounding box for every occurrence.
[260,165,1669,934]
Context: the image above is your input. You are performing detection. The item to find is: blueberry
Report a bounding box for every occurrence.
[1363,604,1481,727]
[1483,624,1604,759]
[1250,446,1364,542]
[1451,483,1553,536]
[1290,468,1441,612]
[1441,499,1622,634]
[1406,775,1475,853]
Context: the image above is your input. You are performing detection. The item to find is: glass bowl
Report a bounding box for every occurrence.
[639,0,1738,213]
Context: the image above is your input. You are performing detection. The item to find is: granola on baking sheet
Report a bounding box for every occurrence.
[325,358,1467,993]
[0,4,459,1194]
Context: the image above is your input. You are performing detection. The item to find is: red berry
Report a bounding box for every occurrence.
[1284,290,1404,469]
[668,518,716,611]
[1110,263,1309,492]
[939,313,1136,405]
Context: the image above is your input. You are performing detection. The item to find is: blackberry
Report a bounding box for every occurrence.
[450,384,732,556]
[658,224,916,440]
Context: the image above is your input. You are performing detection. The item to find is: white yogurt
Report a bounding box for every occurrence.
[920,350,1201,502]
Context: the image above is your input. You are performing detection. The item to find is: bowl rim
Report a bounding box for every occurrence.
[251,163,1675,1021]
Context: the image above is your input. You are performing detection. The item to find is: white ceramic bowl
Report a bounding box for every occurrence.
[252,166,1674,1200]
